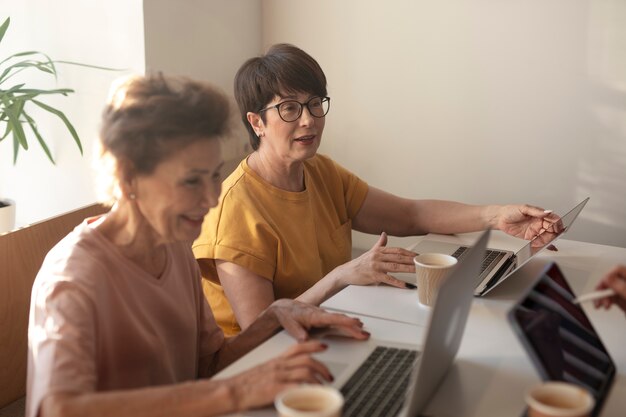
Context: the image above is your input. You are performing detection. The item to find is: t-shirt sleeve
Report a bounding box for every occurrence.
[193,191,278,283]
[26,280,97,417]
[330,158,369,219]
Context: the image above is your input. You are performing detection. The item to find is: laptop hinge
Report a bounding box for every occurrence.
[476,258,515,295]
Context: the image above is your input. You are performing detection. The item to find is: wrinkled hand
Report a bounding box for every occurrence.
[225,341,332,411]
[335,232,416,289]
[495,205,564,248]
[270,299,370,342]
[594,265,626,313]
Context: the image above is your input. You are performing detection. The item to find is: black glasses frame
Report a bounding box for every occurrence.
[258,96,331,122]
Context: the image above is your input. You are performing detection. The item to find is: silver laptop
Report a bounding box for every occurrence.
[412,198,589,297]
[320,229,489,417]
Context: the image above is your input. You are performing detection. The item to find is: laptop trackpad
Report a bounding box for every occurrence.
[324,361,349,381]
[413,240,459,255]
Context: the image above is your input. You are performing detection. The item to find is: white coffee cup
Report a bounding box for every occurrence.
[525,382,595,417]
[275,385,344,417]
[413,253,458,306]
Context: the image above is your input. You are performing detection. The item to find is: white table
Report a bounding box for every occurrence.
[215,233,626,416]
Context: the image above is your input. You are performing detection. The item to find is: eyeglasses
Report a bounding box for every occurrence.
[259,96,330,123]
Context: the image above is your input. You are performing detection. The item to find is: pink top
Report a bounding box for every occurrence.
[26,217,224,417]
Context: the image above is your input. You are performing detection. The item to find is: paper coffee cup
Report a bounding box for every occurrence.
[525,382,594,417]
[414,253,458,306]
[275,385,344,417]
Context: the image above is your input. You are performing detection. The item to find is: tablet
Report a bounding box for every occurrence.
[507,262,615,417]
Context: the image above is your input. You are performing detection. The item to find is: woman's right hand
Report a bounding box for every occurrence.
[594,265,626,313]
[334,232,416,289]
[225,340,332,411]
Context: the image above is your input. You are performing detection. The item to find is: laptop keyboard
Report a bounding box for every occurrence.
[452,246,503,275]
[340,346,419,417]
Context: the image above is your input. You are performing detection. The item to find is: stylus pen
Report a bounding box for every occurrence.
[573,288,616,304]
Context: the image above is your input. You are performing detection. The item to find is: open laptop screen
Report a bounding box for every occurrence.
[508,262,615,417]
[510,198,589,276]
[477,197,588,296]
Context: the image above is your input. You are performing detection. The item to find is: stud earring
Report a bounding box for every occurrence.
[129,193,136,200]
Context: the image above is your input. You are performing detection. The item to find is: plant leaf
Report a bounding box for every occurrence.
[0,95,28,149]
[12,89,74,104]
[0,50,51,66]
[15,61,55,74]
[0,60,56,84]
[1,119,12,140]
[11,126,28,162]
[17,88,73,95]
[4,83,26,94]
[0,52,58,84]
[0,17,9,44]
[23,110,55,164]
[12,131,20,164]
[0,18,114,164]
[32,99,83,155]
[54,60,125,72]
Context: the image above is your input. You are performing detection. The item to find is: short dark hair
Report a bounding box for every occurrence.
[100,73,229,175]
[234,43,327,150]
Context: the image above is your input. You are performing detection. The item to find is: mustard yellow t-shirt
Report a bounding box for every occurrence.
[192,154,369,336]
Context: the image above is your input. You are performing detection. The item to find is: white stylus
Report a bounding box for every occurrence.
[572,288,616,305]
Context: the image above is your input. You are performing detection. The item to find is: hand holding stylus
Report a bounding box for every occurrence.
[573,288,616,305]
[592,265,626,313]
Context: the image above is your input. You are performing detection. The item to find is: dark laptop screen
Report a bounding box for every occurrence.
[508,262,615,417]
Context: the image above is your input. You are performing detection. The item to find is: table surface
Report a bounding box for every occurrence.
[215,232,626,417]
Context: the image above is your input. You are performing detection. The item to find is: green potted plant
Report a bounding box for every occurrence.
[0,16,115,233]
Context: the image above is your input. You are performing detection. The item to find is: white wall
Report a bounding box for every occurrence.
[0,0,145,227]
[1,0,259,230]
[261,0,626,248]
[3,1,624,248]
[143,0,258,164]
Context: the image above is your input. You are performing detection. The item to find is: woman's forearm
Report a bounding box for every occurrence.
[42,380,238,417]
[296,267,345,306]
[210,306,281,373]
[353,187,501,236]
[408,200,500,235]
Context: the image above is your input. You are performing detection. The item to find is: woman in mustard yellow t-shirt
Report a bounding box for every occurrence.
[193,44,561,336]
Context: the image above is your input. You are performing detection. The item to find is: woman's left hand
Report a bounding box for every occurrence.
[269,299,370,342]
[494,204,564,245]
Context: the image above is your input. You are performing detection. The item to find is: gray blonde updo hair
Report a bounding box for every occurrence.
[96,73,230,203]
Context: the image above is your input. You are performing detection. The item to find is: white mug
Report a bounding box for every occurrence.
[525,381,595,417]
[275,385,344,417]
